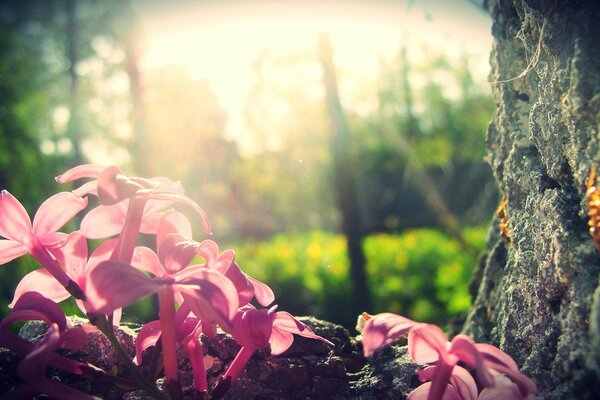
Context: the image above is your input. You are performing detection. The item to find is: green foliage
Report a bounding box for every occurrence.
[230,231,352,324]
[365,227,485,324]
[230,227,486,330]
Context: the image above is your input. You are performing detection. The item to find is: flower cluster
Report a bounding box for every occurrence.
[0,164,333,399]
[359,312,539,400]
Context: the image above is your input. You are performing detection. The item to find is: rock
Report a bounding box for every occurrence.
[0,316,421,399]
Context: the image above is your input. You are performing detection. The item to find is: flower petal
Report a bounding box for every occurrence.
[268,325,294,356]
[32,192,88,238]
[175,269,239,332]
[72,180,98,197]
[476,343,519,371]
[449,365,478,400]
[86,261,169,314]
[449,335,494,387]
[232,307,274,349]
[144,192,211,235]
[478,371,526,400]
[157,210,193,247]
[55,164,105,183]
[180,318,202,343]
[247,275,275,307]
[197,240,220,265]
[0,190,32,242]
[80,203,127,239]
[361,312,416,357]
[131,246,166,276]
[408,323,448,364]
[407,382,462,400]
[271,311,334,355]
[51,232,88,283]
[96,166,129,205]
[9,269,70,308]
[133,320,162,366]
[479,354,538,397]
[0,240,28,265]
[4,292,67,331]
[224,262,255,305]
[158,236,198,274]
[39,232,69,248]
[17,323,61,381]
[87,238,118,271]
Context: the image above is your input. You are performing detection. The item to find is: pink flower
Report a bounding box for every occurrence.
[9,231,123,323]
[361,313,538,400]
[408,365,477,400]
[56,164,211,238]
[196,239,275,308]
[134,302,209,394]
[0,190,87,291]
[478,371,528,399]
[82,208,236,390]
[85,258,239,330]
[361,312,418,357]
[57,164,212,268]
[408,324,538,400]
[0,292,97,400]
[83,209,238,392]
[213,304,334,399]
[132,211,274,310]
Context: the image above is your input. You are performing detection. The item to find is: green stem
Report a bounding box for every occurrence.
[94,315,167,400]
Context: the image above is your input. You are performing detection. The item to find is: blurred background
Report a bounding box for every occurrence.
[0,0,497,331]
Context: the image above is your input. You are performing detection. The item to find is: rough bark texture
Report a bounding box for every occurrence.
[463,0,600,398]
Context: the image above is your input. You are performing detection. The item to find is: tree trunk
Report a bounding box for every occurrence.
[121,4,148,177]
[64,0,84,165]
[318,33,372,315]
[463,1,600,398]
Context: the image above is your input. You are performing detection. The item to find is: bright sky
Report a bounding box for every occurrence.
[134,0,492,152]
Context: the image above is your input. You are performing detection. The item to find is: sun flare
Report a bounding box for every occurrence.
[135,0,491,154]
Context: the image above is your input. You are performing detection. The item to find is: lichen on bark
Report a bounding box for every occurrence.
[463,1,600,398]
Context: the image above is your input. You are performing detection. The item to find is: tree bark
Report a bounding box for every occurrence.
[463,1,600,398]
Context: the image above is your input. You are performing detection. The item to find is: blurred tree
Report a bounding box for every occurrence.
[238,49,337,239]
[353,44,497,238]
[0,0,140,314]
[0,0,72,312]
[240,37,495,241]
[64,0,84,165]
[318,33,371,314]
[138,66,241,239]
[238,36,496,321]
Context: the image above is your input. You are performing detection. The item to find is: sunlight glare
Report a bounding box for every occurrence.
[135,0,492,154]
